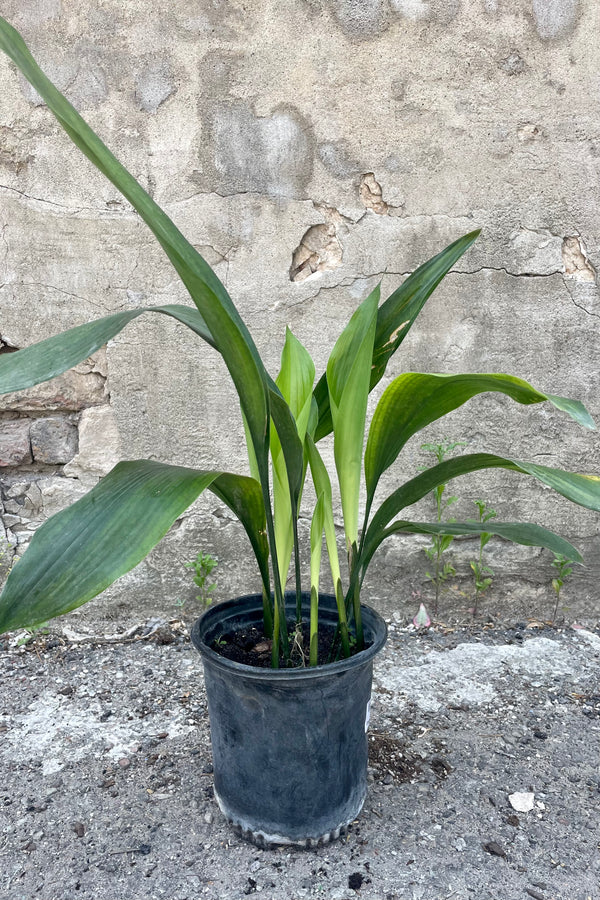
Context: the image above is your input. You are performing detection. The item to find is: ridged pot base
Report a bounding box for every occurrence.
[215,787,363,849]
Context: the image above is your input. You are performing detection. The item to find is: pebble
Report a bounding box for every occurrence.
[508,791,535,813]
[483,840,506,858]
[118,758,131,769]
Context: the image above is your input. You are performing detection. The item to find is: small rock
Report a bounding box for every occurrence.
[508,791,535,813]
[118,758,130,769]
[453,837,467,851]
[348,872,364,889]
[72,822,85,838]
[204,811,213,824]
[483,840,506,858]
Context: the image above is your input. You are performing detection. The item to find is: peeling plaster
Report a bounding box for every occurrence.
[290,205,351,282]
[562,236,596,283]
[359,173,390,215]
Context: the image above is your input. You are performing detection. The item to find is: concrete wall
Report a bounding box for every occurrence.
[0,0,599,625]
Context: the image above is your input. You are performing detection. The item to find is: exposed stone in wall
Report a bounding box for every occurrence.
[0,354,108,413]
[290,205,350,282]
[30,418,78,465]
[135,60,175,114]
[532,0,579,41]
[562,236,596,282]
[0,343,116,559]
[64,406,121,478]
[0,420,32,467]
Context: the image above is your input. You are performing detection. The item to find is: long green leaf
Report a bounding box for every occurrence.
[327,285,379,547]
[305,436,350,656]
[269,331,315,592]
[309,492,326,667]
[0,460,225,633]
[0,305,215,396]
[360,519,582,578]
[313,230,481,441]
[0,17,270,474]
[363,452,600,573]
[371,229,480,386]
[208,472,269,597]
[364,372,596,502]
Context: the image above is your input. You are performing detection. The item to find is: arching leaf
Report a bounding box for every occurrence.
[365,372,595,502]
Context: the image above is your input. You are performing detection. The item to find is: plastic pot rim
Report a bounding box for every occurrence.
[190,591,388,683]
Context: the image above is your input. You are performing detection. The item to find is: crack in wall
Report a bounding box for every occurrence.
[0,183,82,212]
[19,281,109,312]
[562,278,600,320]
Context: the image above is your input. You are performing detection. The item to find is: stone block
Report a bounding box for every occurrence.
[63,406,121,477]
[30,417,79,465]
[0,357,107,413]
[0,420,32,467]
[135,60,175,113]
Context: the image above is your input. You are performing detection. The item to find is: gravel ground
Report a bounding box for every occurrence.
[1,614,599,900]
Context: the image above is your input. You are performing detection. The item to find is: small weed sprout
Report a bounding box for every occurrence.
[421,441,466,614]
[550,553,574,623]
[469,499,497,615]
[16,622,50,647]
[184,552,218,608]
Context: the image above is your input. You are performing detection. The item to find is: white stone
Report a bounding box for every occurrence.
[509,792,535,813]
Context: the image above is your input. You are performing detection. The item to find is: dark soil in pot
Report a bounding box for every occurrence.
[212,618,371,668]
[190,592,387,849]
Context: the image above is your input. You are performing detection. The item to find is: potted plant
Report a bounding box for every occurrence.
[0,18,599,847]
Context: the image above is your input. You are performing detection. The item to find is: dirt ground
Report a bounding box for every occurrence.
[1,605,599,900]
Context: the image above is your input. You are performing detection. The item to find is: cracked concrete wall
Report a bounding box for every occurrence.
[0,0,599,625]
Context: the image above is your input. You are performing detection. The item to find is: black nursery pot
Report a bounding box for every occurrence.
[190,592,387,848]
